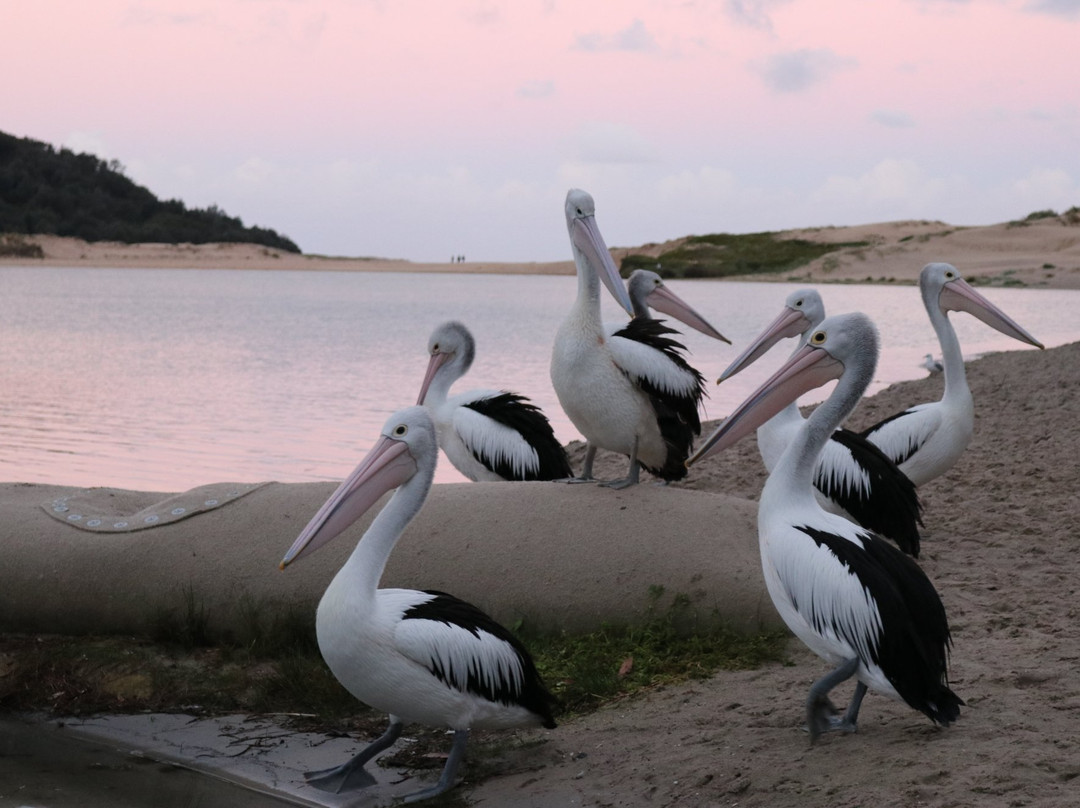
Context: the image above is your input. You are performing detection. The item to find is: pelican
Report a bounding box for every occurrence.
[416,320,572,481]
[688,312,963,742]
[551,189,707,488]
[858,263,1043,485]
[280,406,557,802]
[718,289,922,556]
[920,353,944,375]
[617,269,731,344]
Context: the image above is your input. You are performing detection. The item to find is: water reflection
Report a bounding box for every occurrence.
[0,267,1070,490]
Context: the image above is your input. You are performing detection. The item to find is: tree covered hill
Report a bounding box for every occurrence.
[0,130,299,253]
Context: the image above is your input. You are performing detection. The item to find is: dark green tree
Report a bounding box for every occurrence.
[0,130,300,252]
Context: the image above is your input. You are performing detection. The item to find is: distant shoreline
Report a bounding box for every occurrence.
[4,217,1080,288]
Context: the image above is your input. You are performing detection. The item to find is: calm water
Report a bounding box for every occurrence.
[1,267,1074,490]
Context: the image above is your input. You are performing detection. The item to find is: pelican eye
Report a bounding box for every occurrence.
[945,270,955,279]
[392,424,408,437]
[810,331,827,345]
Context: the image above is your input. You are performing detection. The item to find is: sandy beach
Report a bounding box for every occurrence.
[3,218,1080,805]
[480,338,1079,807]
[2,338,1075,807]
[5,208,1080,288]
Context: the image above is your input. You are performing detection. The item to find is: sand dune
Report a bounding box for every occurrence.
[6,209,1080,288]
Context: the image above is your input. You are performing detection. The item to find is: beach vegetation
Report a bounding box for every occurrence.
[0,587,788,723]
[1007,208,1076,228]
[521,590,788,716]
[0,129,300,252]
[0,232,43,258]
[619,232,871,279]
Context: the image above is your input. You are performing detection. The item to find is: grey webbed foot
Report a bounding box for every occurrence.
[599,449,640,489]
[560,445,598,483]
[805,658,862,744]
[304,763,378,793]
[304,718,402,793]
[400,728,470,804]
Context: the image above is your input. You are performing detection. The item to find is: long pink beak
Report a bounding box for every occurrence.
[572,216,634,315]
[939,277,1044,349]
[687,342,843,466]
[280,435,417,568]
[416,351,451,405]
[646,284,731,343]
[717,306,813,383]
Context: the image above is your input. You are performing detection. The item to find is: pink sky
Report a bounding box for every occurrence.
[6,0,1080,261]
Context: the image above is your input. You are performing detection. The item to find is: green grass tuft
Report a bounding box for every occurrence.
[521,588,788,715]
[3,587,788,725]
[620,232,871,279]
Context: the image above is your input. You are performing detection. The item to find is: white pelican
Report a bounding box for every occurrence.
[618,269,731,344]
[416,320,572,481]
[551,189,707,488]
[280,406,557,802]
[920,353,944,375]
[718,289,922,556]
[688,312,963,741]
[858,263,1043,486]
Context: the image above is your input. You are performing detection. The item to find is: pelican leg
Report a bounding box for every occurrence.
[840,681,868,729]
[602,438,641,489]
[806,657,860,743]
[304,718,403,793]
[560,444,598,483]
[402,728,469,804]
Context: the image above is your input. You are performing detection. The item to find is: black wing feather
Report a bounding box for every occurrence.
[463,393,572,481]
[613,317,706,481]
[403,590,558,727]
[795,526,963,726]
[823,428,923,557]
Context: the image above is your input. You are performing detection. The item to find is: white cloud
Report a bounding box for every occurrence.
[61,131,112,160]
[464,3,501,26]
[754,48,857,93]
[656,166,740,205]
[724,0,795,32]
[517,79,555,99]
[1023,0,1080,19]
[870,109,916,128]
[1009,167,1080,209]
[233,156,277,184]
[573,19,658,53]
[808,158,955,219]
[572,122,659,164]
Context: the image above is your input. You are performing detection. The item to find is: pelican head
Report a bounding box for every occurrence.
[717,288,825,383]
[416,320,476,405]
[922,263,1044,349]
[690,312,879,465]
[627,269,731,343]
[280,406,436,569]
[565,189,634,315]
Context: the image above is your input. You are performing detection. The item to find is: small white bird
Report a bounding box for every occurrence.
[280,406,557,802]
[416,320,571,481]
[689,312,963,742]
[920,353,944,374]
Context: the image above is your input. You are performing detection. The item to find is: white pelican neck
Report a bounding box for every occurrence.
[922,284,970,405]
[341,459,433,598]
